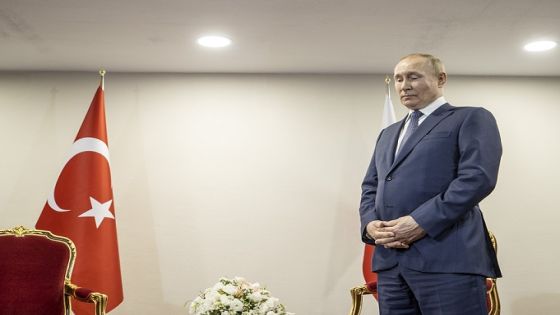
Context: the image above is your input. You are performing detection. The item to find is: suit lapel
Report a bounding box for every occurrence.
[389,104,455,172]
[385,118,406,166]
[381,116,406,169]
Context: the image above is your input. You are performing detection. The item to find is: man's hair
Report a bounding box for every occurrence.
[400,53,445,76]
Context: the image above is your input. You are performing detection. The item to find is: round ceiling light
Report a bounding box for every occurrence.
[197,35,232,48]
[523,40,557,52]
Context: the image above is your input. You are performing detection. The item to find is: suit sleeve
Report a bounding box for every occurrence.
[359,131,384,245]
[410,108,502,238]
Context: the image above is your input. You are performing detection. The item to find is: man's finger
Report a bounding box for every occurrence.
[380,220,398,227]
[373,231,395,239]
[383,241,409,249]
[374,235,397,245]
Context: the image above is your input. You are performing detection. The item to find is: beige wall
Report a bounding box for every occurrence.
[0,72,558,315]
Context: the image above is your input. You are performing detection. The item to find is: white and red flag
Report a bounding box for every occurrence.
[36,82,123,314]
[362,76,397,299]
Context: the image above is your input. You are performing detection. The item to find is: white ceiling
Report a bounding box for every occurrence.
[1,0,559,76]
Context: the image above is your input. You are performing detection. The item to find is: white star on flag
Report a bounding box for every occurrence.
[79,197,115,228]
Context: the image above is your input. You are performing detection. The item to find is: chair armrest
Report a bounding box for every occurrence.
[348,285,373,315]
[65,281,108,315]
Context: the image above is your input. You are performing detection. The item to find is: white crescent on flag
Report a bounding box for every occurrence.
[47,137,111,212]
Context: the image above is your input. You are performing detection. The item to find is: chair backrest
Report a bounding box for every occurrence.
[0,226,76,315]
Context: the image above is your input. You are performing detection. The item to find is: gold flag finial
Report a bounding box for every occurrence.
[384,75,392,95]
[99,69,106,89]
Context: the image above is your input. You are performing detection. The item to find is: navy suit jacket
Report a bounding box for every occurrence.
[359,103,502,278]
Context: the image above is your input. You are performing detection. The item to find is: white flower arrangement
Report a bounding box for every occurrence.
[188,277,294,315]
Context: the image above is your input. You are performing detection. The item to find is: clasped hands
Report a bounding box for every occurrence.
[366,216,426,249]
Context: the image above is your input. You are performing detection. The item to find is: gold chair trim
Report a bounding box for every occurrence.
[0,226,107,315]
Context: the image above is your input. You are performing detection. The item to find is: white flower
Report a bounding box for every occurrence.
[248,291,264,302]
[230,298,244,311]
[212,282,224,291]
[220,294,233,305]
[187,277,293,315]
[263,297,279,310]
[250,282,261,289]
[222,284,238,295]
[202,298,214,310]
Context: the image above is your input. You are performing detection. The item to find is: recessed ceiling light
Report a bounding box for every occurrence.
[524,40,557,52]
[197,35,232,48]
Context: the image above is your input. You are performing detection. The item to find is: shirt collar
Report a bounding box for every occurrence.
[408,96,447,118]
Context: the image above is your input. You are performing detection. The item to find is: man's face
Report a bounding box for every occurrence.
[393,56,444,110]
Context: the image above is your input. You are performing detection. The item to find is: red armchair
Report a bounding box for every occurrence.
[0,226,108,315]
[349,232,501,315]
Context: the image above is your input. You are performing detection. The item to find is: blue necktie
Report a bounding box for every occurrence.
[397,110,423,156]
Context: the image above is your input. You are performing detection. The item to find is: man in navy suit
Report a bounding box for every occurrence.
[359,53,502,314]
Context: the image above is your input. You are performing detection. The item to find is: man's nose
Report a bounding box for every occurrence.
[401,80,412,90]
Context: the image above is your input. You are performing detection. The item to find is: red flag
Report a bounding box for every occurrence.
[36,85,123,314]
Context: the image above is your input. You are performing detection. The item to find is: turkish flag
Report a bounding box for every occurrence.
[362,244,378,300]
[36,85,123,314]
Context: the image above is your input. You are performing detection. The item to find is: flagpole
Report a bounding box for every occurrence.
[99,69,106,90]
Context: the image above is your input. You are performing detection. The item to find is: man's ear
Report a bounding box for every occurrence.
[438,72,447,87]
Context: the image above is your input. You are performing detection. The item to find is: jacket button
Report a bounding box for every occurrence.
[386,176,392,181]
